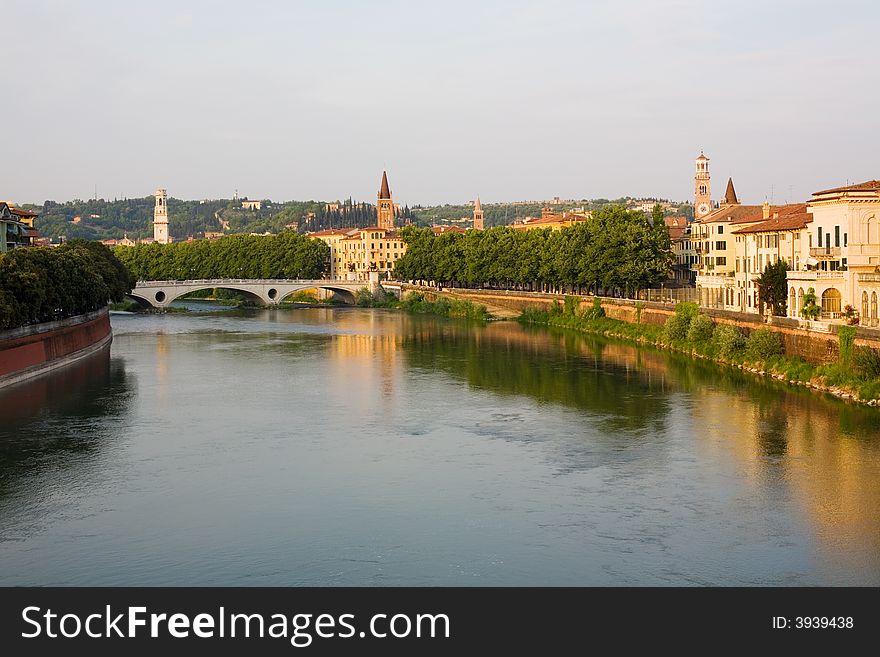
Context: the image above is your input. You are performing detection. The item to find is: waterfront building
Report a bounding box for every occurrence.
[153,188,171,244]
[473,196,484,230]
[784,180,880,325]
[377,171,395,230]
[730,203,812,313]
[0,202,40,251]
[310,226,405,281]
[692,176,764,308]
[667,216,696,285]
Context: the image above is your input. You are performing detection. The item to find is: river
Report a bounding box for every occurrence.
[1,304,878,585]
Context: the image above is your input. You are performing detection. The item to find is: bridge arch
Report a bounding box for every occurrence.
[130,279,373,309]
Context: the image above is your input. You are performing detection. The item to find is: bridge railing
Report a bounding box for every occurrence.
[135,279,359,286]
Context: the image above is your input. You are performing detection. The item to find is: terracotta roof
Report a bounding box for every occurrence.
[723,178,738,205]
[474,196,482,212]
[308,228,355,237]
[11,208,38,218]
[731,204,811,234]
[378,171,391,199]
[696,152,709,160]
[431,225,466,234]
[696,204,762,224]
[813,180,880,195]
[664,215,687,228]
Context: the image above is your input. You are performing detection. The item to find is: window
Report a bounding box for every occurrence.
[821,288,842,316]
[844,233,848,247]
[718,225,724,234]
[863,292,869,323]
[835,225,840,248]
[736,259,741,273]
[716,257,727,266]
[715,241,726,250]
[818,227,822,244]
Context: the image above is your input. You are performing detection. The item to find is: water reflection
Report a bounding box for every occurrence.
[0,309,877,585]
[0,345,134,501]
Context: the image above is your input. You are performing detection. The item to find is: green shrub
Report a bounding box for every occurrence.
[687,313,714,344]
[712,324,746,359]
[746,328,784,360]
[853,346,880,379]
[584,297,605,320]
[664,314,690,342]
[801,287,821,320]
[837,325,857,364]
[563,295,580,316]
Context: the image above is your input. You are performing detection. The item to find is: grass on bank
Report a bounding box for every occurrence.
[519,297,880,401]
[356,289,491,320]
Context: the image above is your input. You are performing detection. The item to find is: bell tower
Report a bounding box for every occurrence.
[694,152,712,219]
[153,188,170,244]
[473,196,484,230]
[377,171,394,230]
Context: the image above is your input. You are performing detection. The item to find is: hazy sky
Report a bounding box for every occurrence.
[3,0,877,206]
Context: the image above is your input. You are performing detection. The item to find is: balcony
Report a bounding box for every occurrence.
[858,272,880,283]
[809,246,841,259]
[694,246,708,255]
[787,270,846,282]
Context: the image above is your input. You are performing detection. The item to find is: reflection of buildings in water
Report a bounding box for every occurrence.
[691,388,880,577]
[155,332,170,409]
[328,330,403,406]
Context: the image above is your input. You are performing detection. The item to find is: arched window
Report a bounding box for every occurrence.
[790,288,796,317]
[821,288,842,317]
[863,291,870,324]
[872,292,878,325]
[797,287,804,315]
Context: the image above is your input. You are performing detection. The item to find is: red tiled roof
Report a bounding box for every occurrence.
[697,204,762,224]
[813,180,880,195]
[731,204,811,234]
[431,225,466,234]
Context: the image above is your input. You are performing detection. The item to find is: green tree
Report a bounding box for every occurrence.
[757,259,790,316]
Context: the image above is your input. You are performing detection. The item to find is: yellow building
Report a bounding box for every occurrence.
[509,207,591,231]
[311,226,406,281]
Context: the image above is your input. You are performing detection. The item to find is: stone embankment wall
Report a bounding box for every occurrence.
[0,308,112,388]
[400,285,880,365]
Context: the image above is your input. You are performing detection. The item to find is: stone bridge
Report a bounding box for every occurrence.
[130,279,375,308]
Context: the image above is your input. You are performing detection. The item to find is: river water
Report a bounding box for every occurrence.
[1,305,878,586]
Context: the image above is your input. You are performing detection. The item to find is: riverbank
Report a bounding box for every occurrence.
[519,300,880,406]
[0,308,113,389]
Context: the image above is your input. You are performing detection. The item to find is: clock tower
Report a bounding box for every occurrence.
[694,152,712,219]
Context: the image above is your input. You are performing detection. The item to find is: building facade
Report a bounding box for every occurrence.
[153,188,170,244]
[311,226,406,281]
[785,180,880,325]
[694,152,712,219]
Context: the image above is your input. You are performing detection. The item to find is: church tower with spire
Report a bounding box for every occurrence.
[377,171,394,230]
[473,196,484,230]
[694,152,712,219]
[722,177,739,206]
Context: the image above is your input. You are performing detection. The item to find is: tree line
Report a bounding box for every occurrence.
[0,240,133,330]
[393,205,673,296]
[113,232,329,281]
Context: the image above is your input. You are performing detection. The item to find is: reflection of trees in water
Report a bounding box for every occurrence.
[662,349,880,445]
[0,347,135,501]
[401,324,672,437]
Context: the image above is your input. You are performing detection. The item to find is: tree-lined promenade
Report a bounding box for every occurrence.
[394,206,673,297]
[0,241,132,330]
[113,232,329,281]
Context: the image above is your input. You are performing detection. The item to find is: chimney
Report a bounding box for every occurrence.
[762,201,771,219]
